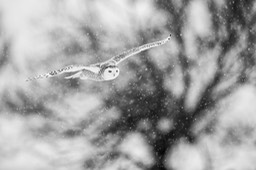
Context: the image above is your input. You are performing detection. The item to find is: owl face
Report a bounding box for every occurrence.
[102,66,120,80]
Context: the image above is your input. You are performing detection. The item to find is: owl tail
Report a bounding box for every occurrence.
[26,65,88,81]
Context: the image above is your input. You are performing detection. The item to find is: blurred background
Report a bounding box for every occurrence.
[0,0,256,170]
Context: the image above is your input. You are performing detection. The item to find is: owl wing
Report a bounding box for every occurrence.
[26,65,94,81]
[104,34,171,65]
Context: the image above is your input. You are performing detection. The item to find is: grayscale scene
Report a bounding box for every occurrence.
[0,0,256,170]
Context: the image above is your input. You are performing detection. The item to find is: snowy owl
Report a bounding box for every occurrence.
[26,34,171,82]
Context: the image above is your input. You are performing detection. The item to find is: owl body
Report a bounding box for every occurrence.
[66,64,119,81]
[65,66,102,81]
[26,34,171,82]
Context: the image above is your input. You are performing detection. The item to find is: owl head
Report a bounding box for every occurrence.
[102,66,120,80]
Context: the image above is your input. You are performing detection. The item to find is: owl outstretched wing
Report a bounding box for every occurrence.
[105,34,171,65]
[26,65,93,81]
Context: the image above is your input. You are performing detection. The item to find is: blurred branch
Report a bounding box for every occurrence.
[0,40,10,71]
[3,91,52,116]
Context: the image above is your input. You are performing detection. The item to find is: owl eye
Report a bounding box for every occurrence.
[116,70,118,73]
[108,70,112,73]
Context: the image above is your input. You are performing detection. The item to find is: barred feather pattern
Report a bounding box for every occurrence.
[26,65,89,81]
[107,34,171,64]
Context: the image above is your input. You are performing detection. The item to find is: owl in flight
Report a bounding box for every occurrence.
[26,34,171,82]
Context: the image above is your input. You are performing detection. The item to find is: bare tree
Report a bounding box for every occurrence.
[99,0,256,169]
